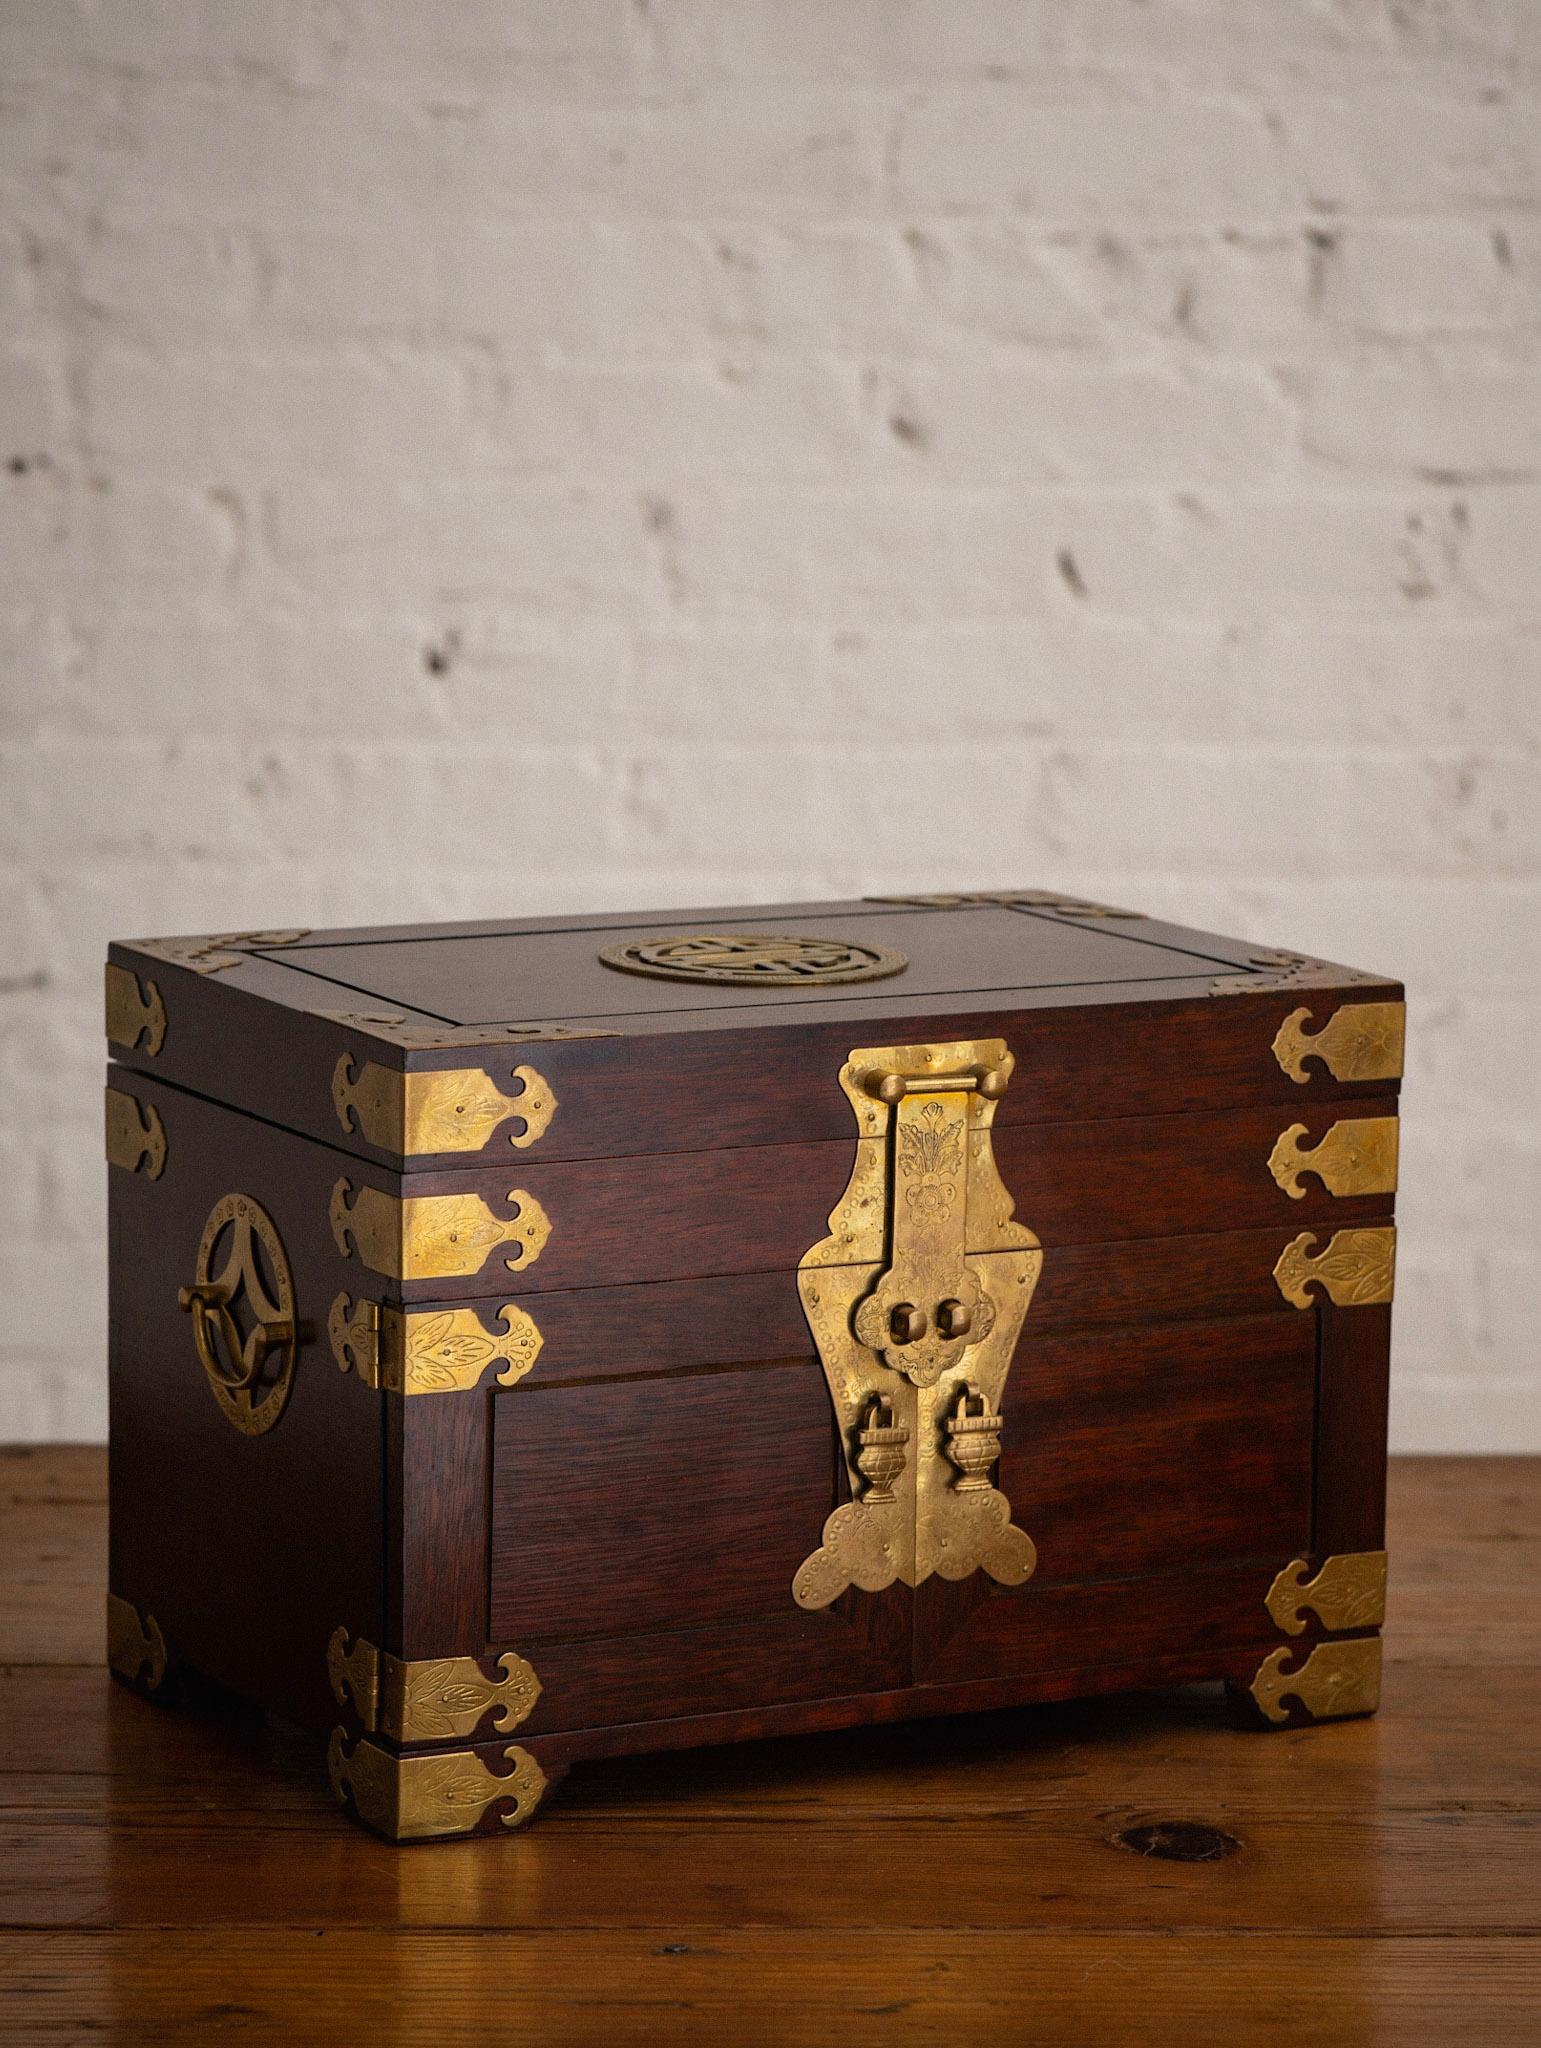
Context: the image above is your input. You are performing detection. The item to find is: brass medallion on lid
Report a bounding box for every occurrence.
[598,932,908,987]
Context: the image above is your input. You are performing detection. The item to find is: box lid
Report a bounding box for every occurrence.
[105,890,1402,1170]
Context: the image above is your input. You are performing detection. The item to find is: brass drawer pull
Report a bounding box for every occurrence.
[178,1193,304,1435]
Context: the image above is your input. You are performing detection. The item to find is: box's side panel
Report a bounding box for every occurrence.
[106,1075,385,1737]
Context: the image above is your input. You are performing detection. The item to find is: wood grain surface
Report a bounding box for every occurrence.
[2,1446,1537,2045]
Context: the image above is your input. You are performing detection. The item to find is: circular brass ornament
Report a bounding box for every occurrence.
[177,1192,299,1436]
[598,932,908,988]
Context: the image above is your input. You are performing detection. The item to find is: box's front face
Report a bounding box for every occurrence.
[106,897,1399,1838]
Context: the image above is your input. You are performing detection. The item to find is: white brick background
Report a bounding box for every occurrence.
[2,1,1537,1446]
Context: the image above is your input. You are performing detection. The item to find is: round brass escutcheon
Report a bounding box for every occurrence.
[178,1192,299,1436]
[597,932,908,988]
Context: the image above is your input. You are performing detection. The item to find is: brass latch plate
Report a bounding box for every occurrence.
[795,1039,1042,1609]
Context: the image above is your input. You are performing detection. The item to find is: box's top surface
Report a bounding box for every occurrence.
[106,890,1401,1171]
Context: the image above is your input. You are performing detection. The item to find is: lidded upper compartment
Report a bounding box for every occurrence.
[104,891,1404,1176]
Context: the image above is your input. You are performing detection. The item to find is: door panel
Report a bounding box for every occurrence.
[489,1360,912,1733]
[915,1311,1316,1682]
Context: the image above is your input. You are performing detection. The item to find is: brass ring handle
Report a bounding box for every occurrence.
[179,1194,303,1435]
[178,1282,299,1390]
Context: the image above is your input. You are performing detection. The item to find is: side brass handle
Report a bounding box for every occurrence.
[178,1281,305,1388]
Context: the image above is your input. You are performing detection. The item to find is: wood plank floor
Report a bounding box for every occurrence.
[2,1449,1538,2045]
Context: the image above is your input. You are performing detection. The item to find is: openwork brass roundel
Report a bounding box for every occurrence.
[598,932,909,988]
[177,1193,299,1436]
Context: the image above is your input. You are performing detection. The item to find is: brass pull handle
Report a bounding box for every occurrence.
[888,1302,928,1345]
[854,1394,910,1505]
[868,1066,1006,1103]
[944,1383,1004,1493]
[178,1282,306,1388]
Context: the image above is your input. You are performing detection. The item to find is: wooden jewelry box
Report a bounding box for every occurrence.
[104,893,1401,1842]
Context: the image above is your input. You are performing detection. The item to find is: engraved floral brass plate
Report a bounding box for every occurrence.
[794,1039,1042,1610]
[177,1193,299,1435]
[105,1087,167,1179]
[1273,1226,1396,1308]
[1272,1001,1405,1085]
[1266,1552,1388,1637]
[1248,1637,1383,1724]
[332,1054,556,1157]
[599,932,908,987]
[329,1180,551,1282]
[1267,1116,1399,1200]
[327,1630,542,1741]
[104,962,167,1055]
[328,1730,548,1841]
[329,1296,543,1394]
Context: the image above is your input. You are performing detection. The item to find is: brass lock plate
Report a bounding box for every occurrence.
[795,1039,1042,1609]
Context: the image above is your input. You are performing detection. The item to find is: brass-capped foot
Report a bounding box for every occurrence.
[327,1729,555,1843]
[1230,1635,1383,1728]
[106,1592,170,1697]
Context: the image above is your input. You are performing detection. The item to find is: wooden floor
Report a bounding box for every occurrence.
[1,1451,1538,2045]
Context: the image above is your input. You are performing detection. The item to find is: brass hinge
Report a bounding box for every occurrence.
[329,1296,542,1394]
[327,1629,541,1742]
[794,1038,1043,1610]
[329,1179,551,1282]
[332,1053,557,1157]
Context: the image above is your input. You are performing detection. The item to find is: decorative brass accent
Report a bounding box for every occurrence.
[869,890,1146,919]
[320,1012,617,1049]
[1266,1552,1389,1637]
[327,1630,542,1741]
[1267,1116,1399,1201]
[178,1192,299,1434]
[104,962,167,1055]
[328,1730,548,1841]
[329,1295,542,1394]
[1273,1226,1396,1309]
[106,1593,168,1691]
[332,1053,557,1156]
[1248,1637,1383,1725]
[105,1088,167,1179]
[599,932,908,987]
[794,1039,1042,1610]
[129,929,309,975]
[1211,948,1384,997]
[329,1180,551,1282]
[854,1394,909,1504]
[1272,1001,1406,1085]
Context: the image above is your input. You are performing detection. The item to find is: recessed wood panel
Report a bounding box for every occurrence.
[489,1364,837,1643]
[1002,1312,1316,1588]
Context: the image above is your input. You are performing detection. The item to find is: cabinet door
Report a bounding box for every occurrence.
[486,1358,910,1736]
[913,1311,1317,1686]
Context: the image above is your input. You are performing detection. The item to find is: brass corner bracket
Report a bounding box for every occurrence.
[794,1038,1042,1610]
[329,1296,542,1395]
[327,1628,541,1742]
[328,1730,548,1842]
[105,1087,167,1179]
[129,929,309,975]
[1272,1001,1405,1085]
[1265,1552,1388,1637]
[1273,1226,1396,1308]
[1267,1116,1399,1201]
[329,1179,551,1283]
[1247,1637,1383,1725]
[332,1053,557,1157]
[105,962,167,1056]
[107,1593,168,1692]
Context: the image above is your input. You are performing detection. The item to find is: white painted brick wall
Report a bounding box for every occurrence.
[2,0,1537,1448]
